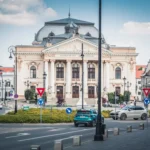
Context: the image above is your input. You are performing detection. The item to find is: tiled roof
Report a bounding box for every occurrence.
[0,67,14,73]
[136,65,146,78]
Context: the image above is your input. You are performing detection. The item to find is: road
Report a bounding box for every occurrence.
[0,118,149,150]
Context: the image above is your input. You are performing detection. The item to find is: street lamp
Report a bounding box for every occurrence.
[8,46,17,114]
[0,70,4,103]
[94,0,104,141]
[123,76,126,102]
[126,81,132,91]
[43,71,47,104]
[81,43,84,109]
[24,80,31,89]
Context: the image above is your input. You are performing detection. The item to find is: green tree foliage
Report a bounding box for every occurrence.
[24,89,35,100]
[107,92,124,104]
[124,91,131,102]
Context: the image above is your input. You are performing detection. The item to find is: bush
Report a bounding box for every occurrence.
[0,108,112,123]
[24,89,35,100]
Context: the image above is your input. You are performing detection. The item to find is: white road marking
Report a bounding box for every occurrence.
[18,128,94,142]
[56,135,83,141]
[6,133,30,139]
[48,128,65,132]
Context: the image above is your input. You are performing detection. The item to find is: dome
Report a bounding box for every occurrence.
[65,21,78,33]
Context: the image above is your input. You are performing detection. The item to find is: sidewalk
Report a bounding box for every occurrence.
[67,128,150,150]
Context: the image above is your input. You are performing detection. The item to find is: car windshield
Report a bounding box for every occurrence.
[121,106,129,110]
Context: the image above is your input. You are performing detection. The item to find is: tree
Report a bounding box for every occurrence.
[107,92,124,104]
[24,89,35,100]
[124,91,131,102]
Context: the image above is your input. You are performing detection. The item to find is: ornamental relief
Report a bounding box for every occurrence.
[17,56,23,72]
[129,58,135,71]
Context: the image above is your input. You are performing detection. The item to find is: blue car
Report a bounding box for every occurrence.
[74,109,104,127]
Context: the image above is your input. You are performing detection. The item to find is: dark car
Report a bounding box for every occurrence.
[74,109,104,127]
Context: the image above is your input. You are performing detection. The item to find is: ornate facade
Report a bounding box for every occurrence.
[15,16,138,105]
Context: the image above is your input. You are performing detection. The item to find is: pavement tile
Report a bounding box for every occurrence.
[66,129,150,150]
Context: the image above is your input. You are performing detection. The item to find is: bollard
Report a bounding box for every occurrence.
[103,129,108,139]
[113,128,119,135]
[30,145,41,150]
[54,140,63,150]
[73,136,81,146]
[127,125,132,133]
[139,123,144,130]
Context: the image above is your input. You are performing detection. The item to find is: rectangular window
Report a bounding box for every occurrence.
[88,68,95,79]
[138,81,141,84]
[138,92,141,95]
[30,70,36,78]
[72,86,79,98]
[88,86,95,98]
[56,67,64,78]
[72,68,79,78]
[56,86,63,98]
[6,82,10,87]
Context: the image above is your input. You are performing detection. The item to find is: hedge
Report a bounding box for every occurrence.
[0,108,112,123]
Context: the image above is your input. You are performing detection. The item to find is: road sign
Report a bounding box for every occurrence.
[66,108,72,114]
[36,88,45,97]
[23,106,29,111]
[14,94,18,98]
[143,88,150,97]
[144,97,150,105]
[38,98,44,106]
[10,93,13,96]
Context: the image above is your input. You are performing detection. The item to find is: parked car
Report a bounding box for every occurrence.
[0,104,3,110]
[74,109,104,127]
[110,106,147,120]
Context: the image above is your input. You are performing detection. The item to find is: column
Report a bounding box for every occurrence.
[45,61,48,91]
[84,60,88,98]
[50,60,55,97]
[101,61,103,92]
[106,61,110,92]
[66,60,71,98]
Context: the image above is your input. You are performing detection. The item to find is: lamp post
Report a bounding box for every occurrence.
[4,80,10,102]
[24,80,31,89]
[8,46,17,114]
[81,43,84,109]
[0,70,4,103]
[123,76,126,102]
[126,81,132,92]
[43,72,47,105]
[94,0,104,141]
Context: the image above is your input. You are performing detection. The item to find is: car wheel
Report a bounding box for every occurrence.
[120,114,127,120]
[112,117,115,120]
[141,113,147,120]
[134,118,138,120]
[74,123,78,127]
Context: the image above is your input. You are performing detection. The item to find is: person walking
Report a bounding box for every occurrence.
[134,97,136,106]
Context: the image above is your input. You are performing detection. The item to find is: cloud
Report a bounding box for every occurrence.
[0,0,57,26]
[120,21,150,35]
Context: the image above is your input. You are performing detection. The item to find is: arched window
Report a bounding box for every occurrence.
[56,63,64,78]
[72,63,80,78]
[30,66,36,78]
[115,67,121,79]
[88,64,95,79]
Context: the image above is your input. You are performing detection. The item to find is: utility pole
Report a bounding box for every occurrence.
[81,43,84,109]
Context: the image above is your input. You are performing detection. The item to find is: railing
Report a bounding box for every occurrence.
[56,78,64,81]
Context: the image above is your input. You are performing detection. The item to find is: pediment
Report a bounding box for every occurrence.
[42,37,98,54]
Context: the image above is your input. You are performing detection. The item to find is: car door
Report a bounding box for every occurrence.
[127,106,136,118]
[134,106,144,118]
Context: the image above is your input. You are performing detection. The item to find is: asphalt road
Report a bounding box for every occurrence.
[0,118,149,150]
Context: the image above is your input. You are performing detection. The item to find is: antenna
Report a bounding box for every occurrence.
[68,5,71,18]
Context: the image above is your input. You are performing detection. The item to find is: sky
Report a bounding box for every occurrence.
[0,0,150,67]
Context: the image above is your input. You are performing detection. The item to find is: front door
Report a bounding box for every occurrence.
[72,86,79,98]
[57,86,63,98]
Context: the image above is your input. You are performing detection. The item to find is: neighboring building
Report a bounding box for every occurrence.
[141,60,150,100]
[136,65,146,101]
[0,67,14,100]
[13,15,138,106]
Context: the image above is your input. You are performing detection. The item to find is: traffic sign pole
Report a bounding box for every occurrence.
[40,105,42,124]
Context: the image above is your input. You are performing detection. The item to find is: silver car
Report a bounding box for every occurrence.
[118,106,147,120]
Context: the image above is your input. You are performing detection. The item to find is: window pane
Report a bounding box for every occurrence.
[56,67,64,78]
[115,67,121,79]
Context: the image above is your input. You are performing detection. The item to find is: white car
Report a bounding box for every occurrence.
[110,105,147,120]
[0,104,3,110]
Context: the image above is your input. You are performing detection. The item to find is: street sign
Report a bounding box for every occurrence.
[14,94,18,98]
[23,106,29,111]
[144,97,150,105]
[66,108,72,114]
[143,88,150,97]
[38,98,44,106]
[36,88,45,97]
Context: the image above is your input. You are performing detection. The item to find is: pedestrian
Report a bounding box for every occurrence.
[134,97,136,106]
